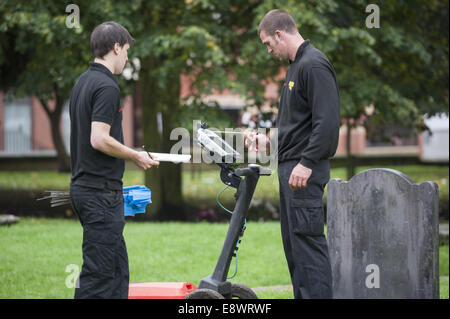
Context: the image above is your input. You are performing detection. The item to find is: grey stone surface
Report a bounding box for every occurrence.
[0,214,20,226]
[327,168,440,299]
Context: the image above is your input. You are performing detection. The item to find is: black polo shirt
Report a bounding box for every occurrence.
[69,62,124,190]
[277,40,340,169]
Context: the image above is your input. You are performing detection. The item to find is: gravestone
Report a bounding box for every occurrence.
[0,214,20,226]
[327,168,439,299]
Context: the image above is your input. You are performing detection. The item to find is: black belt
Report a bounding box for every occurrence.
[71,175,123,191]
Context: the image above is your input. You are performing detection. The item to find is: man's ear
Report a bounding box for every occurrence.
[113,42,121,55]
[274,30,282,42]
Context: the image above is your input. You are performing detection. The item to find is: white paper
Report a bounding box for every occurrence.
[148,153,191,163]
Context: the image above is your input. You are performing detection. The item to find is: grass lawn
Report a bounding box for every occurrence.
[183,165,449,208]
[0,165,449,201]
[0,218,448,299]
[1,164,447,210]
[0,165,448,298]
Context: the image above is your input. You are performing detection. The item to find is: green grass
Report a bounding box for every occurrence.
[0,218,290,298]
[0,165,447,207]
[0,170,143,192]
[184,165,449,206]
[440,245,449,276]
[0,218,448,299]
[0,166,447,226]
[0,165,448,298]
[256,289,294,299]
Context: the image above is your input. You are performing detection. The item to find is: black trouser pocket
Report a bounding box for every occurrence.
[81,197,124,279]
[83,223,117,278]
[80,191,124,224]
[290,198,324,236]
[302,264,333,299]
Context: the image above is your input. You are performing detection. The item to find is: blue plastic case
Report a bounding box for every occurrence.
[123,185,151,217]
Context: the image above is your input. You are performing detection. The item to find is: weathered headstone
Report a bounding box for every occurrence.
[327,168,440,299]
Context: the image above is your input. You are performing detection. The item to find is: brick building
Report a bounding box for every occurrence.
[0,91,135,154]
[1,74,426,158]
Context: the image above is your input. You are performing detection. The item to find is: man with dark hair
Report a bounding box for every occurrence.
[90,21,135,59]
[69,21,159,299]
[248,9,340,299]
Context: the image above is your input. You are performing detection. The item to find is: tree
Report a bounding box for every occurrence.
[108,0,235,219]
[1,0,447,214]
[220,0,448,178]
[326,0,449,176]
[0,1,92,171]
[1,0,236,218]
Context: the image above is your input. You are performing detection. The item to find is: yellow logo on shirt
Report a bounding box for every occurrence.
[288,81,294,91]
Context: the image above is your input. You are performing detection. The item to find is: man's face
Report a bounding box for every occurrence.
[114,43,130,74]
[260,30,287,61]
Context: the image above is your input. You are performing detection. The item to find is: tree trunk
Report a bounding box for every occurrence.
[140,57,163,218]
[346,119,356,179]
[140,55,185,220]
[39,94,70,172]
[159,71,184,220]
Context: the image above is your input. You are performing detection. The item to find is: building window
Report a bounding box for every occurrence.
[3,98,32,153]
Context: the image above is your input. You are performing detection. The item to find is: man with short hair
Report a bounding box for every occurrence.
[250,10,340,299]
[69,21,159,299]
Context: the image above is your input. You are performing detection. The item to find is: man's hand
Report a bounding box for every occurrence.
[244,131,271,153]
[91,121,159,170]
[289,163,312,189]
[132,151,160,170]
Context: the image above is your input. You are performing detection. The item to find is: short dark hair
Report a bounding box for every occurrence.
[90,21,135,58]
[258,10,297,36]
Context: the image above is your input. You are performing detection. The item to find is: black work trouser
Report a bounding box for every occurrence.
[70,184,129,299]
[278,159,333,299]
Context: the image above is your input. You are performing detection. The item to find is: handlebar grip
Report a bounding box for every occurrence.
[235,164,272,177]
[234,167,254,177]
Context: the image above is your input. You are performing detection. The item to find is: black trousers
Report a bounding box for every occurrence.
[278,159,333,299]
[70,184,129,299]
